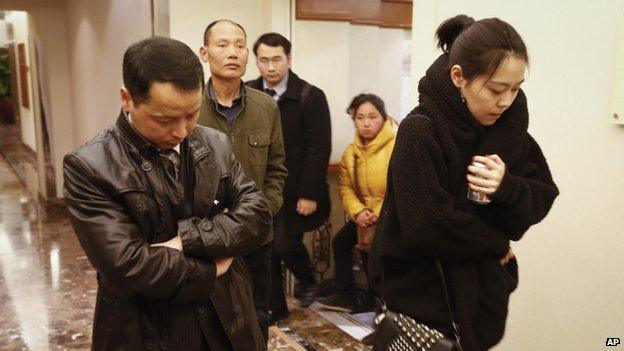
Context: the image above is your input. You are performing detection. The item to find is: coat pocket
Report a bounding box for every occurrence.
[248,133,271,166]
[500,256,519,292]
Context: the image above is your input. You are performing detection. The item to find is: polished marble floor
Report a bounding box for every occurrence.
[0,126,370,350]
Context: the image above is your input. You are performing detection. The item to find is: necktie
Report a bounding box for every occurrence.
[159,149,180,180]
[264,88,277,97]
[159,149,184,218]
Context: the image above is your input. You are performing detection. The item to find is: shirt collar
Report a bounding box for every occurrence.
[263,71,289,101]
[127,112,180,154]
[208,79,246,105]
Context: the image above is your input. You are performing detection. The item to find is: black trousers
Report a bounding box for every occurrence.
[270,210,316,313]
[333,220,369,294]
[243,242,272,343]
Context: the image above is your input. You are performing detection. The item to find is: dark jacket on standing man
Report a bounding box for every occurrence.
[64,112,270,351]
[247,70,332,233]
[369,54,559,351]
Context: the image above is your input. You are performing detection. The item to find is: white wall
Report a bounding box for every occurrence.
[0,19,7,43]
[346,24,408,119]
[1,1,76,196]
[1,0,152,196]
[31,4,73,196]
[65,0,152,146]
[169,0,272,83]
[293,20,410,162]
[292,20,351,163]
[4,11,36,152]
[412,2,624,350]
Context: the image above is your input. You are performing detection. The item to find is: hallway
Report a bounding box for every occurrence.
[0,143,95,349]
[0,129,370,350]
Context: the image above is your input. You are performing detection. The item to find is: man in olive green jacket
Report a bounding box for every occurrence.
[198,19,287,343]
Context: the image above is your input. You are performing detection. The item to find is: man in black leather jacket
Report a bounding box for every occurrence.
[63,37,270,350]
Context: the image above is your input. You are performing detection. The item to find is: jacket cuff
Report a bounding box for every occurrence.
[347,203,367,220]
[267,199,281,217]
[171,261,216,303]
[297,186,324,202]
[490,171,518,206]
[178,218,208,258]
[485,228,510,258]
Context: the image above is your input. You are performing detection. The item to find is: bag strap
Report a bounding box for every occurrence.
[435,259,463,351]
[300,81,312,106]
[378,254,462,350]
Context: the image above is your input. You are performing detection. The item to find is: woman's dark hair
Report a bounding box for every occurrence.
[123,37,204,105]
[253,32,292,56]
[436,15,528,81]
[347,93,387,119]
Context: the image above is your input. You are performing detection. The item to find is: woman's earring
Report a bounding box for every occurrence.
[459,88,466,103]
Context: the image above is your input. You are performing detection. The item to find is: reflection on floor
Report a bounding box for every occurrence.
[0,123,39,195]
[0,126,370,350]
[269,301,372,351]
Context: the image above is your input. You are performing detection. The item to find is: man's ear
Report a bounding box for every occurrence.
[450,64,464,88]
[120,87,133,112]
[286,53,292,67]
[199,45,209,63]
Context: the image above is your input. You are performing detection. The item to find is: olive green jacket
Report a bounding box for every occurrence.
[198,82,287,242]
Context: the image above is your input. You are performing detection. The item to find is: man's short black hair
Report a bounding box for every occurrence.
[252,32,291,56]
[203,19,247,45]
[123,36,204,105]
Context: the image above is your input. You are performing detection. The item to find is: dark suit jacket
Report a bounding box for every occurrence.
[247,71,331,233]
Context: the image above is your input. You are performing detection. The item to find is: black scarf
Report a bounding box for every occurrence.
[412,53,530,170]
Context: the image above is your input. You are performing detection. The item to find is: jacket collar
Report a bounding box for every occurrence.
[353,118,397,156]
[116,108,211,163]
[250,70,303,101]
[262,71,289,98]
[204,77,247,104]
[247,76,263,90]
[281,70,304,100]
[116,109,159,155]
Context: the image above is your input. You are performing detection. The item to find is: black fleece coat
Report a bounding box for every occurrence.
[369,54,559,351]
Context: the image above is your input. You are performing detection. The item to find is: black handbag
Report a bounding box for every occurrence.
[373,260,463,351]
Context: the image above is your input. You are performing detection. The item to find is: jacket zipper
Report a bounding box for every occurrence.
[363,144,374,210]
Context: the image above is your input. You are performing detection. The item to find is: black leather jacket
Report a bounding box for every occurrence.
[63,111,270,350]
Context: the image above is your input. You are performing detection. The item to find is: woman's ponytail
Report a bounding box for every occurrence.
[435,14,475,53]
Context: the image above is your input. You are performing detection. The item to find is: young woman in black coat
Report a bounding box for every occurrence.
[369,15,559,351]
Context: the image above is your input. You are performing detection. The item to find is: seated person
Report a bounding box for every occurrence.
[317,94,396,313]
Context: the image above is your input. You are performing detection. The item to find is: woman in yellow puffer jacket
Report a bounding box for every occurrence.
[316,94,396,314]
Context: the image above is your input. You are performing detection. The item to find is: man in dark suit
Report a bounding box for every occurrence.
[247,33,332,322]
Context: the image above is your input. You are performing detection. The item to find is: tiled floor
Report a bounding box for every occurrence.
[0,149,95,350]
[0,123,370,351]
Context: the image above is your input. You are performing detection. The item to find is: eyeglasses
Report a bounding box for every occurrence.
[257,56,287,66]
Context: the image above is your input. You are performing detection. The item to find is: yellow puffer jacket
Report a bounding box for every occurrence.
[339,118,397,219]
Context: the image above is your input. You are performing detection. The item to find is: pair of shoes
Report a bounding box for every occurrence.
[315,294,354,313]
[268,309,289,324]
[298,283,320,307]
